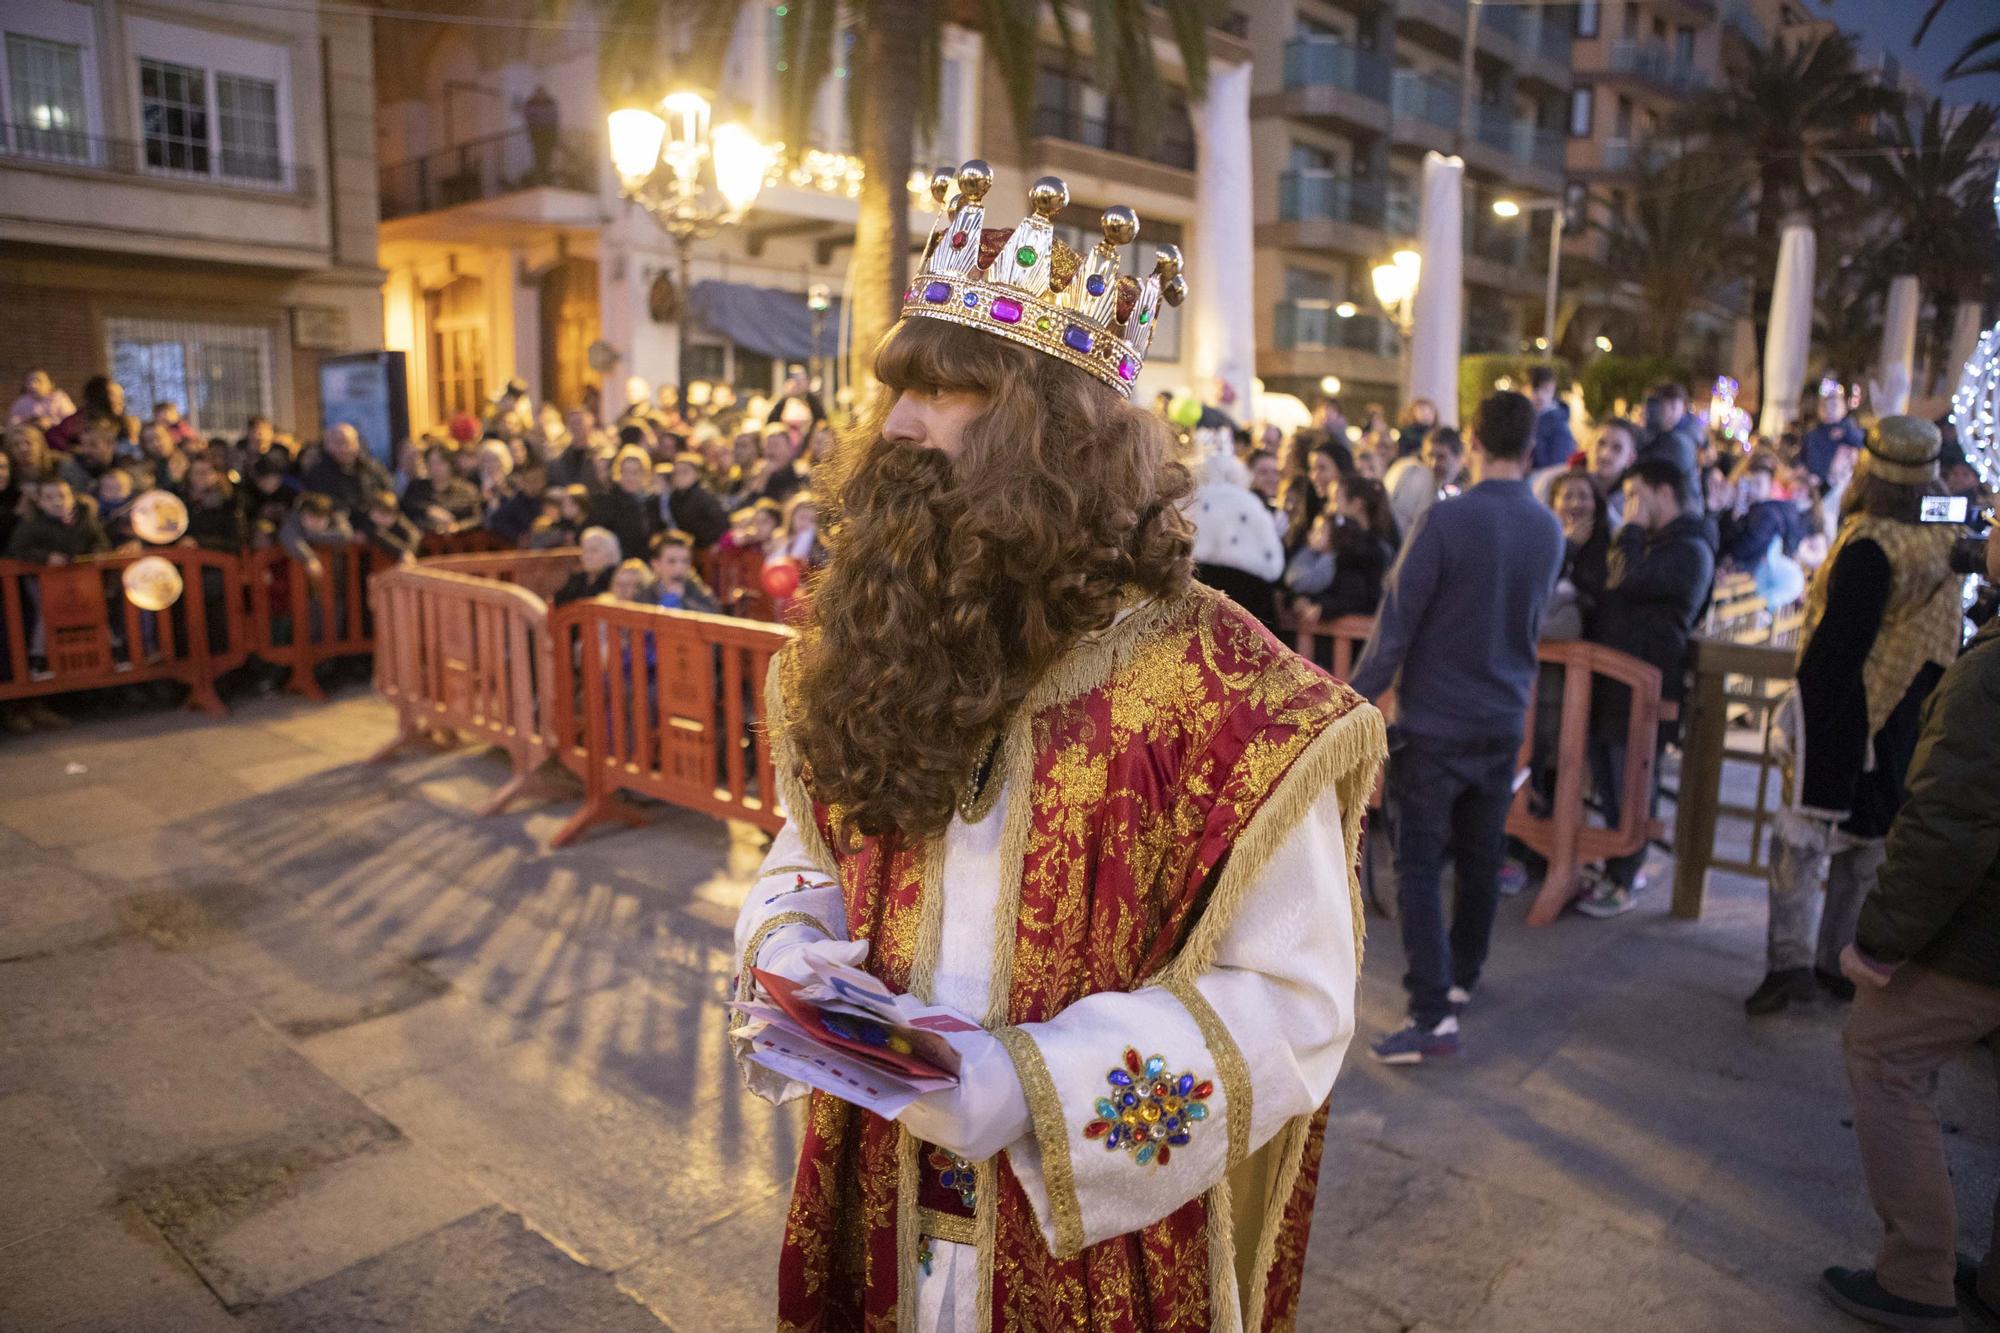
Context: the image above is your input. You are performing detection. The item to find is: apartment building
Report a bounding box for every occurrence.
[0,0,383,435]
[374,2,1246,429]
[1248,0,1573,410]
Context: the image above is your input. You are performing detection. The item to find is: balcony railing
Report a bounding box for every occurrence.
[1032,106,1196,172]
[1476,109,1566,173]
[1274,301,1400,357]
[1392,70,1461,131]
[1602,137,1635,171]
[1607,40,1709,91]
[1283,34,1392,102]
[1277,170,1417,232]
[0,120,313,196]
[378,127,597,221]
[1469,220,1531,268]
[1520,8,1574,65]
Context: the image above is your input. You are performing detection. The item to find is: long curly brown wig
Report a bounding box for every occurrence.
[786,317,1194,848]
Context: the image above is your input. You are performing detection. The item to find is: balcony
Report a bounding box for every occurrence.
[1604,40,1709,93]
[1283,35,1391,102]
[1468,219,1531,268]
[1516,7,1575,79]
[1476,109,1568,175]
[378,127,597,221]
[0,120,314,197]
[1278,171,1417,231]
[1273,301,1400,357]
[1392,70,1461,133]
[1602,137,1635,171]
[1032,106,1196,173]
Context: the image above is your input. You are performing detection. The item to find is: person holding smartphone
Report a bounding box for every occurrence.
[1750,417,1969,1015]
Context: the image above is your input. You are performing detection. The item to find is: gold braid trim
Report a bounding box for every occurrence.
[972,1155,998,1333]
[906,834,948,1003]
[1241,1113,1313,1330]
[762,651,841,878]
[982,718,1040,1027]
[1150,697,1386,986]
[733,911,833,1006]
[1162,976,1252,1171]
[896,1126,921,1328]
[1203,1177,1245,1333]
[919,1205,979,1246]
[757,862,828,883]
[994,1025,1085,1259]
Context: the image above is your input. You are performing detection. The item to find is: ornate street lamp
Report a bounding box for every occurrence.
[1372,248,1421,337]
[608,91,770,400]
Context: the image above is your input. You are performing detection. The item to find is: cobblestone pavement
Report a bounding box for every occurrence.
[2,689,1992,1330]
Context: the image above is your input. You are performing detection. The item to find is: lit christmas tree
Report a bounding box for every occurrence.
[1949,166,2000,490]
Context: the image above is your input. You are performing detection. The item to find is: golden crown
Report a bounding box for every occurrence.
[900,160,1187,397]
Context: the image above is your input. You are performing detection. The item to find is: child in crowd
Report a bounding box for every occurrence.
[720,498,783,557]
[96,468,141,546]
[553,526,621,605]
[10,369,75,433]
[650,530,720,613]
[608,558,654,605]
[183,456,247,553]
[366,490,424,565]
[243,454,299,545]
[531,484,590,549]
[278,493,354,579]
[8,476,110,565]
[1284,512,1338,603]
[776,491,821,567]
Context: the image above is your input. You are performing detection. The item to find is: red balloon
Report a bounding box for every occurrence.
[761,558,801,600]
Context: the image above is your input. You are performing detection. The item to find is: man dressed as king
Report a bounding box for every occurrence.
[731,162,1386,1332]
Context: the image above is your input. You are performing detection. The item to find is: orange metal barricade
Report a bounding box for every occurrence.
[1285,614,1672,926]
[244,543,383,700]
[417,547,582,605]
[547,597,794,844]
[0,548,252,714]
[370,564,562,815]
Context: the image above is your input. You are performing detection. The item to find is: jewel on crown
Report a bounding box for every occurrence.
[905,160,1188,395]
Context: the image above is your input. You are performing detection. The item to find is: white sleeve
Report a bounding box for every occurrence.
[997,786,1355,1256]
[729,819,847,1105]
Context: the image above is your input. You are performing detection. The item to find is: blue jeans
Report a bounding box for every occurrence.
[1387,730,1520,1027]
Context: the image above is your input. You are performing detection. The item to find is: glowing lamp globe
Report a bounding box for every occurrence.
[762,558,802,601]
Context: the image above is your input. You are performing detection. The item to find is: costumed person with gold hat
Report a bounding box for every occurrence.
[1749,415,1969,1016]
[728,162,1386,1331]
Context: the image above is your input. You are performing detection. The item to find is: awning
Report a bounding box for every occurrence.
[688,280,843,364]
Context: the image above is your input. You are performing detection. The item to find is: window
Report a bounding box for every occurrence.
[140,57,208,175]
[1575,1,1599,38]
[1675,26,1695,66]
[427,275,488,420]
[5,33,89,161]
[217,73,281,182]
[1568,86,1593,137]
[1615,95,1632,137]
[106,316,274,433]
[1289,141,1337,173]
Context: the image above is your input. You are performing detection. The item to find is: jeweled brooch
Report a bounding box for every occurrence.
[1082,1047,1211,1166]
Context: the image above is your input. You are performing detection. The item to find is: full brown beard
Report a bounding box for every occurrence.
[786,437,1035,845]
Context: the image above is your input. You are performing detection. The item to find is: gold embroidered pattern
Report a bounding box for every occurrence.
[994,1026,1085,1258]
[1162,976,1252,1170]
[919,1206,979,1246]
[736,911,834,1001]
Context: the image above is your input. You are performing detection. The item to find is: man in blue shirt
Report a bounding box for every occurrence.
[1802,385,1865,484]
[1352,390,1566,1062]
[1528,365,1575,471]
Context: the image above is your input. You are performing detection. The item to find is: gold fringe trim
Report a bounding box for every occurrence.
[994,1025,1085,1259]
[896,1126,921,1328]
[907,835,948,1003]
[1151,698,1386,989]
[733,912,833,1006]
[981,722,1040,1028]
[973,1155,999,1333]
[1163,977,1252,1171]
[762,651,841,878]
[1017,589,1196,715]
[1242,1113,1312,1331]
[1203,1177,1244,1333]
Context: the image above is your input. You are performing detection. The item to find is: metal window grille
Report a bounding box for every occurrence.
[105,316,274,435]
[216,73,280,183]
[4,33,89,162]
[139,57,208,176]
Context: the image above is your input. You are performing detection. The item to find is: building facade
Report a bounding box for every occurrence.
[1247,0,1573,410]
[0,0,383,437]
[373,1,1248,430]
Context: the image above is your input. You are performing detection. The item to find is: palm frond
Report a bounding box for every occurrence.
[981,0,1043,153]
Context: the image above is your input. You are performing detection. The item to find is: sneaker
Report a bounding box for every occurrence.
[1497,862,1529,897]
[1744,968,1816,1016]
[1447,985,1473,1011]
[1819,1266,1960,1330]
[1369,1016,1460,1065]
[1815,967,1858,1003]
[1574,881,1639,919]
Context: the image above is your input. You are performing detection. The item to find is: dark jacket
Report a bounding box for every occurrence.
[1720,499,1802,570]
[553,566,614,606]
[7,507,110,563]
[1855,617,2000,988]
[1530,402,1577,471]
[1309,524,1396,620]
[590,488,657,566]
[1638,418,1704,515]
[300,454,392,521]
[667,482,730,550]
[185,495,248,553]
[1591,512,1714,740]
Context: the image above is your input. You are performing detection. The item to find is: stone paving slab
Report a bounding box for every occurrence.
[0,687,1992,1331]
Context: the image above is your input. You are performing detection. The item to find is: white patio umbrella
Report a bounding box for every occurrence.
[1759,218,1816,438]
[1408,152,1464,426]
[1186,60,1256,422]
[1874,274,1919,414]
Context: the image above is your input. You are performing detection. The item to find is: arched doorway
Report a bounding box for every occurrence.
[539,256,599,413]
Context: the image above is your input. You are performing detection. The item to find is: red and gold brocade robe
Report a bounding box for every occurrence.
[733,585,1385,1331]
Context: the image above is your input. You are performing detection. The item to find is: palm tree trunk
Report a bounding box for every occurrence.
[846,0,926,401]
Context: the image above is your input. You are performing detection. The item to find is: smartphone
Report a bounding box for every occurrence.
[1919,495,1969,524]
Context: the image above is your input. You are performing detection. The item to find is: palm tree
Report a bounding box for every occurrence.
[1857,97,1999,381]
[1916,1,2000,82]
[1599,151,1751,360]
[1675,31,1904,387]
[622,0,1223,394]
